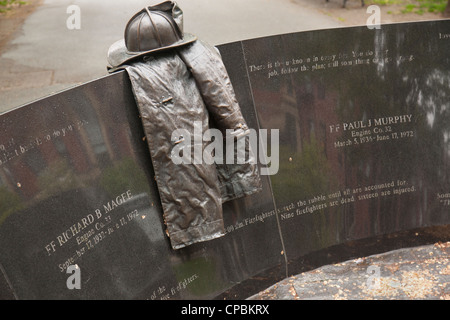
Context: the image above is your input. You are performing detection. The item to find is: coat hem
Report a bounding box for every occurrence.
[169,219,226,250]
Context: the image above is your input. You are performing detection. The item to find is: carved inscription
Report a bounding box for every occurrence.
[439,32,450,39]
[248,49,415,79]
[329,114,415,148]
[224,179,417,232]
[225,210,276,233]
[42,190,144,273]
[279,179,417,221]
[151,274,200,300]
[437,192,450,206]
[0,120,88,166]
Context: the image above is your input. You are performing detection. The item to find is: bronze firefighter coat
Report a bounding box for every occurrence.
[115,40,261,249]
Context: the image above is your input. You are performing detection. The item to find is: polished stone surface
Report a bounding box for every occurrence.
[0,20,449,299]
[0,71,283,299]
[239,19,450,261]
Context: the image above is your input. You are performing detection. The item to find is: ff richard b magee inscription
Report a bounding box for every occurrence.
[45,190,135,272]
[0,20,449,299]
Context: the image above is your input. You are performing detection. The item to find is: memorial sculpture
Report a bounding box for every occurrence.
[106,1,262,250]
[0,5,448,299]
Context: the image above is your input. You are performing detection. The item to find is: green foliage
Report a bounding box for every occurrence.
[37,159,81,199]
[0,0,27,13]
[370,0,404,4]
[0,186,23,225]
[415,0,448,12]
[368,0,447,14]
[173,257,224,296]
[270,137,342,248]
[270,137,338,205]
[100,157,151,198]
[403,3,418,12]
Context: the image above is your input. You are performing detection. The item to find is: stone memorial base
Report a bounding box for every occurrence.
[0,19,449,299]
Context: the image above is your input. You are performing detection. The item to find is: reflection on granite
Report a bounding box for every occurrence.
[0,20,449,299]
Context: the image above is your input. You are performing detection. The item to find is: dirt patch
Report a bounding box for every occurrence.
[292,0,449,27]
[0,0,43,53]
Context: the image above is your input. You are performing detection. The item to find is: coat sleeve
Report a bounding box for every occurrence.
[177,40,250,137]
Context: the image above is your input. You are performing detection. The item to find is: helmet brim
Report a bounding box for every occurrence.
[107,32,197,71]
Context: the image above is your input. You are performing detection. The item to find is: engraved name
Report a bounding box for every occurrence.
[329,114,413,133]
[44,190,132,256]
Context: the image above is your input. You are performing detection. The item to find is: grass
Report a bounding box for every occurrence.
[0,0,27,13]
[370,0,405,4]
[369,0,448,14]
[414,0,448,13]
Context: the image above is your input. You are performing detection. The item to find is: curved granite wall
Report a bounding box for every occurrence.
[0,20,449,299]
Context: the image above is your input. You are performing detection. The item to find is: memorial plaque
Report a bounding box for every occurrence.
[239,20,450,260]
[0,20,449,299]
[0,72,283,299]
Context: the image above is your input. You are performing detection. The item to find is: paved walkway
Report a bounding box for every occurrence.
[0,0,342,113]
[249,241,450,300]
[1,0,446,113]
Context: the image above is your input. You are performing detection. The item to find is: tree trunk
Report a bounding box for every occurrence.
[445,0,450,17]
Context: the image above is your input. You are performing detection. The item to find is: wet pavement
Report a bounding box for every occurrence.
[249,242,450,300]
[0,0,342,113]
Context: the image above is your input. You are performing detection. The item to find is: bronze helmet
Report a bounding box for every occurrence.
[125,7,182,54]
[107,1,197,70]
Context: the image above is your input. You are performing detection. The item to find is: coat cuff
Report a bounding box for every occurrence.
[215,109,250,135]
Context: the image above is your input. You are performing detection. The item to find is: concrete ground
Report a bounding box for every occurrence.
[249,241,450,300]
[0,0,345,113]
[2,0,446,113]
